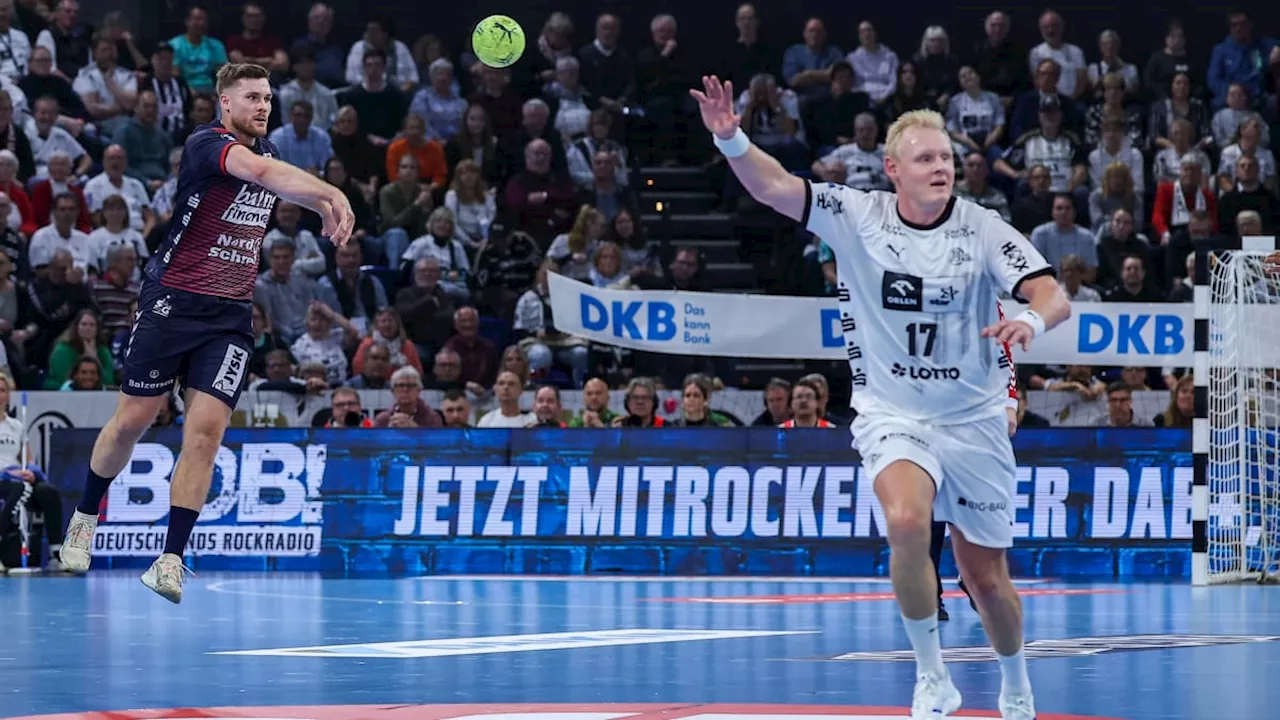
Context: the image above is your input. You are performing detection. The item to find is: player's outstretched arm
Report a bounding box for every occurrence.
[690,76,807,222]
[983,275,1071,351]
[224,144,356,246]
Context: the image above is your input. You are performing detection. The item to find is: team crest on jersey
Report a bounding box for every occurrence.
[949,247,973,265]
[881,271,923,311]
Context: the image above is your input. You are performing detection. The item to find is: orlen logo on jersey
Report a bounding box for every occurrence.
[881,271,922,311]
[221,184,276,228]
[891,363,960,380]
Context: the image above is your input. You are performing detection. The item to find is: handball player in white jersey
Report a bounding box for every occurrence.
[691,77,1071,719]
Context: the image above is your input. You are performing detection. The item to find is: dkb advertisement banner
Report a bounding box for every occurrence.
[47,427,1193,576]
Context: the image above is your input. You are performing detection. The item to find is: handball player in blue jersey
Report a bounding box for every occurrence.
[60,64,355,603]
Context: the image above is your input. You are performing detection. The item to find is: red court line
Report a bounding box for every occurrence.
[648,588,1125,604]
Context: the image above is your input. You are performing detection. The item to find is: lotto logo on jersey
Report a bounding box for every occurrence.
[220,184,276,228]
[881,271,922,311]
[891,363,960,380]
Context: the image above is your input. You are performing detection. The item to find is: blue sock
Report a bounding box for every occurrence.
[76,469,115,515]
[163,507,200,557]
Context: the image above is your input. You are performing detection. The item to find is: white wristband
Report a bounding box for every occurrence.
[713,127,750,158]
[1013,309,1046,337]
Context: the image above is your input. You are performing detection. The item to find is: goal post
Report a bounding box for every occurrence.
[1194,236,1280,585]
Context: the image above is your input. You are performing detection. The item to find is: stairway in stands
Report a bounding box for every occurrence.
[635,165,755,291]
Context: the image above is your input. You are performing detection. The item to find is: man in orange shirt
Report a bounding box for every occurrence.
[386,113,446,193]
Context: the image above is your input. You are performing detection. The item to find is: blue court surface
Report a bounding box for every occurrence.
[3,574,1278,719]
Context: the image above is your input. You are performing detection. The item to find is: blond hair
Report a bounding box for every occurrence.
[885,110,947,159]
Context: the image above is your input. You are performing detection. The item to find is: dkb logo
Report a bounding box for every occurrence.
[1078,313,1184,355]
[580,295,677,341]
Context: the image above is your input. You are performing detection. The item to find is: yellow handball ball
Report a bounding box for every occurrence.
[472,14,526,69]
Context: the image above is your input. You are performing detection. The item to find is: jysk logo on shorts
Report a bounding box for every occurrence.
[881,271,922,311]
[212,345,249,396]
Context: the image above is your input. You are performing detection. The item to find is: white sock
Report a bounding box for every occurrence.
[997,647,1031,695]
[901,613,945,676]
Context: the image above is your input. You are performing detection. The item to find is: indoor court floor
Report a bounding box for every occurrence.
[3,574,1278,720]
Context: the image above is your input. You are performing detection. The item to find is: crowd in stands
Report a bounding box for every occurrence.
[0,1,1267,429]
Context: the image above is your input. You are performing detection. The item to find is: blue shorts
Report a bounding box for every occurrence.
[120,281,254,408]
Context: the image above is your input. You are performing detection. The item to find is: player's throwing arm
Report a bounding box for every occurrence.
[223,147,356,246]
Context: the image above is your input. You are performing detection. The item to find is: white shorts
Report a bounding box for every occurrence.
[852,412,1017,549]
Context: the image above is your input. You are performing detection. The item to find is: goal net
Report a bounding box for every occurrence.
[1205,247,1280,584]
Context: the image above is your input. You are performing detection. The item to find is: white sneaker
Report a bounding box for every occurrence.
[999,692,1036,719]
[61,510,99,573]
[911,669,962,718]
[140,553,193,604]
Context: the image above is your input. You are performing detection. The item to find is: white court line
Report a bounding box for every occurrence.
[205,580,466,605]
[413,575,1049,585]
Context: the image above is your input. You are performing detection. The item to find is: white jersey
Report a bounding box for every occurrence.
[803,183,1052,425]
[0,415,23,469]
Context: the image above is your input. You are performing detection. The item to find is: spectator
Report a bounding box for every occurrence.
[469,66,523,137]
[1164,211,1221,286]
[445,103,499,187]
[347,342,391,390]
[0,89,34,182]
[174,92,215,145]
[632,14,698,165]
[1219,154,1278,234]
[28,191,90,271]
[568,377,617,427]
[1168,252,1195,302]
[225,1,288,74]
[253,238,320,344]
[503,138,575,246]
[1043,364,1106,399]
[292,2,345,88]
[395,257,457,359]
[1096,209,1152,289]
[577,150,633,222]
[1150,75,1211,160]
[1144,22,1193,100]
[112,90,172,188]
[477,371,536,428]
[752,378,792,426]
[782,17,843,99]
[443,306,498,389]
[87,194,146,276]
[1010,59,1081,140]
[0,370,62,568]
[59,355,103,390]
[385,113,446,191]
[995,97,1087,197]
[498,98,568,183]
[44,308,113,389]
[800,61,872,153]
[1028,10,1087,100]
[970,11,1028,106]
[0,150,33,237]
[0,195,27,280]
[515,267,588,388]
[1083,73,1145,149]
[799,373,838,424]
[338,47,410,142]
[36,0,91,81]
[248,301,289,381]
[322,386,372,428]
[577,12,633,115]
[0,0,29,85]
[247,349,307,393]
[914,26,960,110]
[524,12,575,91]
[373,366,444,428]
[734,73,806,169]
[547,205,604,282]
[290,302,355,387]
[24,95,89,179]
[30,150,90,232]
[1088,162,1141,235]
[847,21,897,104]
[673,373,733,426]
[1057,253,1101,302]
[402,207,471,301]
[166,5,226,95]
[278,48,337,133]
[1104,255,1164,302]
[1089,120,1144,198]
[1234,208,1264,237]
[410,58,468,143]
[345,17,418,92]
[376,154,431,264]
[812,112,888,191]
[589,242,626,287]
[329,106,385,194]
[425,348,469,392]
[1030,194,1098,284]
[1015,381,1052,427]
[444,159,496,249]
[440,387,472,428]
[1211,83,1270,149]
[1094,381,1152,427]
[140,42,190,142]
[946,66,1005,160]
[265,202,325,278]
[531,385,567,427]
[353,307,421,377]
[543,56,596,142]
[1217,117,1276,195]
[612,377,664,427]
[1085,30,1139,99]
[609,208,658,280]
[267,100,333,176]
[881,60,930,126]
[20,45,86,131]
[500,346,533,389]
[779,379,833,427]
[318,241,386,330]
[84,144,154,236]
[1152,117,1212,187]
[321,156,376,251]
[955,152,1010,222]
[1206,11,1278,110]
[1152,155,1217,243]
[1155,375,1195,428]
[25,248,95,365]
[472,226,540,323]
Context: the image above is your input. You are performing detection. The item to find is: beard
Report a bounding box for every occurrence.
[227,112,268,139]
